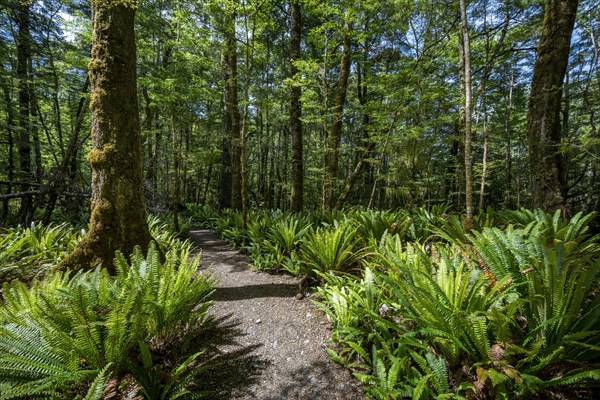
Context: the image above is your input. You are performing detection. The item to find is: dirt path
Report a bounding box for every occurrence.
[190,229,364,400]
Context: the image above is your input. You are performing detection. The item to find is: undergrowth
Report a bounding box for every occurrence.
[0,217,214,399]
[190,206,600,399]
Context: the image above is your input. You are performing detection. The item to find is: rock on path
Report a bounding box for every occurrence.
[190,229,364,400]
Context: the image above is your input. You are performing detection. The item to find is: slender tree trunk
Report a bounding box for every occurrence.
[526,0,579,213]
[171,113,180,233]
[1,61,15,217]
[336,38,371,209]
[142,87,156,193]
[267,108,274,208]
[219,49,232,209]
[42,77,90,224]
[16,2,33,223]
[48,50,64,159]
[503,71,514,209]
[280,98,290,209]
[367,110,398,209]
[29,75,43,185]
[459,0,474,227]
[58,0,152,273]
[323,20,352,211]
[290,0,303,212]
[336,143,374,209]
[478,96,488,211]
[227,7,242,211]
[240,2,256,228]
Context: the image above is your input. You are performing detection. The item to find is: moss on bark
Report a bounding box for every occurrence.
[526,0,578,213]
[57,0,151,274]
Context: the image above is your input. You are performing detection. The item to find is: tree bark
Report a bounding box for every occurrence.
[336,37,371,209]
[171,113,181,233]
[323,20,352,211]
[1,61,16,218]
[459,0,474,227]
[478,97,489,211]
[526,0,579,213]
[219,48,232,209]
[58,0,152,274]
[16,2,33,223]
[42,77,90,224]
[290,0,303,213]
[227,7,242,211]
[503,71,514,209]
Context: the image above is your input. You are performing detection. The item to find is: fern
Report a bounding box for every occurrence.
[0,238,214,398]
[300,222,364,277]
[82,364,112,400]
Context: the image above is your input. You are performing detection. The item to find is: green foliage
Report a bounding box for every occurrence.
[0,240,214,399]
[313,208,600,398]
[128,342,209,400]
[301,222,363,278]
[183,204,220,229]
[352,209,407,245]
[188,206,600,397]
[0,223,83,281]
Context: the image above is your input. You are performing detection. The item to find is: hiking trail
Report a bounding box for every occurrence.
[189,229,364,400]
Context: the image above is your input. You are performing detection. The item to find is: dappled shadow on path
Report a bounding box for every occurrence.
[190,229,250,273]
[261,360,363,400]
[211,283,298,301]
[191,314,271,399]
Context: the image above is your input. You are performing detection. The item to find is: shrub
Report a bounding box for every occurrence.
[317,210,600,399]
[0,223,83,281]
[0,242,214,399]
[300,222,364,278]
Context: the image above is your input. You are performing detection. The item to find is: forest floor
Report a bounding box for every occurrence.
[189,229,365,400]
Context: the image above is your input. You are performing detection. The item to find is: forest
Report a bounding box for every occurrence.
[0,0,599,398]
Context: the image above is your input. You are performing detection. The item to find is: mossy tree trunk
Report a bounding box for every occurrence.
[290,0,303,213]
[58,0,152,274]
[526,0,579,213]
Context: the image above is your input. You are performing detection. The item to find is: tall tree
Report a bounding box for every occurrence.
[0,49,16,218]
[226,5,243,211]
[15,1,34,223]
[219,48,233,209]
[323,18,352,211]
[290,0,303,212]
[459,0,474,226]
[58,0,152,273]
[526,0,579,212]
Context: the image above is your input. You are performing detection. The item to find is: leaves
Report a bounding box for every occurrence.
[0,232,214,399]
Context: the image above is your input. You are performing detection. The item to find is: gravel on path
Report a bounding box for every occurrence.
[189,229,364,400]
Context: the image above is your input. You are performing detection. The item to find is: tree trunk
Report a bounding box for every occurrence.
[171,113,180,233]
[503,71,514,209]
[142,87,156,193]
[227,7,242,211]
[1,63,16,218]
[16,2,33,223]
[290,0,303,213]
[478,97,488,211]
[323,20,352,211]
[526,0,579,213]
[459,0,474,227]
[240,5,257,228]
[336,38,371,209]
[58,0,152,274]
[42,77,90,224]
[219,48,232,209]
